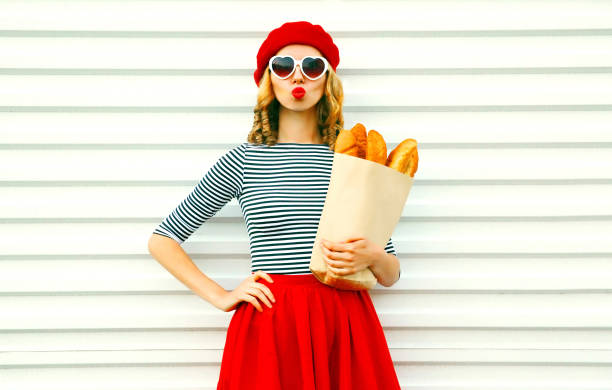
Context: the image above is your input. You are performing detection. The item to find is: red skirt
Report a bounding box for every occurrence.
[216,273,401,390]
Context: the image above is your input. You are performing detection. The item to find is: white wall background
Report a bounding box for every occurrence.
[2,1,612,389]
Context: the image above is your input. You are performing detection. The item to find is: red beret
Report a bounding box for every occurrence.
[254,21,340,87]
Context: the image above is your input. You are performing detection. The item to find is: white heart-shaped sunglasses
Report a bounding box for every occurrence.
[268,55,329,81]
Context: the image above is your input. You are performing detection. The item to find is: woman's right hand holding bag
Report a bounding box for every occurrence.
[214,270,276,313]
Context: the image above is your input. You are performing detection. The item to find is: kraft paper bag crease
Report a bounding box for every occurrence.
[310,152,414,290]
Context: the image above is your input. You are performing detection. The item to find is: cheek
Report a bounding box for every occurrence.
[311,82,325,98]
[272,80,291,95]
[270,81,286,100]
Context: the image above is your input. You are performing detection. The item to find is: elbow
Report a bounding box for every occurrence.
[384,262,401,288]
[381,279,396,288]
[148,234,165,255]
[379,278,397,289]
[375,275,393,288]
[388,267,401,288]
[148,233,180,254]
[386,278,399,288]
[148,235,157,255]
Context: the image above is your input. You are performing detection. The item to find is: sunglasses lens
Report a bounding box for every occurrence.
[302,57,326,79]
[271,56,294,78]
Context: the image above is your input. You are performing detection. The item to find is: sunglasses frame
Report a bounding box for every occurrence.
[268,55,329,81]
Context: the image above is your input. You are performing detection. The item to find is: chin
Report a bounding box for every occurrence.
[291,105,315,112]
[284,96,318,110]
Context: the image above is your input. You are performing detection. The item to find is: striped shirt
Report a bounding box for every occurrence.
[153,142,399,275]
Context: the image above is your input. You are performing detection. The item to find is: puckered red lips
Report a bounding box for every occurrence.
[292,87,306,99]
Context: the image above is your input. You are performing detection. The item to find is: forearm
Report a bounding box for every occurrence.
[369,252,401,287]
[148,234,227,305]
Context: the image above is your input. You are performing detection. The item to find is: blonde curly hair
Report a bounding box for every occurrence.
[246,65,344,151]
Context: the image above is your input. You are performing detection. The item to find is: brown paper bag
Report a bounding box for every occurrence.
[310,151,414,290]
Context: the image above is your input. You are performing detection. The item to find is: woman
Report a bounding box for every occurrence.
[148,21,402,390]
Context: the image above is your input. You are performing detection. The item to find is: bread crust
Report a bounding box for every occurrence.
[365,129,387,165]
[319,124,418,290]
[334,129,359,156]
[350,123,367,159]
[386,138,418,177]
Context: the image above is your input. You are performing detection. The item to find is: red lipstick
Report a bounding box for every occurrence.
[292,87,306,99]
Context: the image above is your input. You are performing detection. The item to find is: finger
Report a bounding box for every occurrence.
[245,294,263,312]
[330,262,354,276]
[249,286,272,308]
[254,270,274,284]
[321,244,338,259]
[322,249,335,264]
[263,272,275,284]
[326,240,353,255]
[326,257,349,270]
[321,239,341,251]
[344,237,365,243]
[258,283,276,303]
[254,285,274,308]
[322,245,349,262]
[327,263,344,275]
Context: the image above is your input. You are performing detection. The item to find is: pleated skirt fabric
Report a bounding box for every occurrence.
[216,273,401,390]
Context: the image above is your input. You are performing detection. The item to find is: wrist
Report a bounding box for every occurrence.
[369,251,400,287]
[369,248,387,270]
[206,286,229,306]
[368,250,383,278]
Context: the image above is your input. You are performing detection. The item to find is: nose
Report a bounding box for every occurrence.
[291,64,304,83]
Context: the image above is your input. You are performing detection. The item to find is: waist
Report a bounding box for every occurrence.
[261,273,322,286]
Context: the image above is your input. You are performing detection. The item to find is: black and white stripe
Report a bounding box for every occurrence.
[153,142,398,275]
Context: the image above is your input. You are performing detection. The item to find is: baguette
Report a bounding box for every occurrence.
[334,123,419,177]
[386,138,418,177]
[365,129,387,165]
[350,123,367,159]
[334,129,359,157]
[320,124,418,290]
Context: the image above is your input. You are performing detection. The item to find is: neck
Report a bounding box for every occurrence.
[276,104,322,144]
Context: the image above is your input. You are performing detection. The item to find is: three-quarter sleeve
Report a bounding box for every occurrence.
[384,236,401,281]
[384,236,397,257]
[152,143,246,245]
